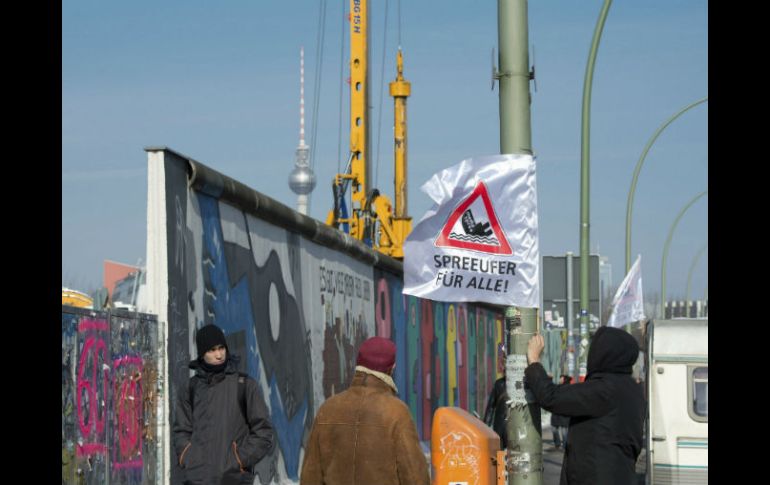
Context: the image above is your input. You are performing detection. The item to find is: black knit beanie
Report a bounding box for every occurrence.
[196,324,228,358]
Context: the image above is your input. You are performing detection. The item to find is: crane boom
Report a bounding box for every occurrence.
[326,0,411,259]
[349,0,370,240]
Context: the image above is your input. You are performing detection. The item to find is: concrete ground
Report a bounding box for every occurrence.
[541,425,566,485]
[541,423,648,485]
[422,420,647,484]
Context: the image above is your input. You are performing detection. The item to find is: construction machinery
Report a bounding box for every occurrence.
[62,287,94,309]
[325,0,412,259]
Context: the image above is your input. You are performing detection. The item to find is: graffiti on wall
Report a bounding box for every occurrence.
[374,270,505,441]
[62,307,159,485]
[191,194,316,482]
[76,316,110,485]
[150,149,507,484]
[110,314,160,484]
[62,312,80,483]
[178,188,374,483]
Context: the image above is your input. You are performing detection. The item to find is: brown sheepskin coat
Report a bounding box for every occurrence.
[299,370,429,485]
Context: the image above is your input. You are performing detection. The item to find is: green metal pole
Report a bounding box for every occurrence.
[498,1,540,484]
[625,97,708,272]
[685,244,707,317]
[498,0,533,156]
[660,190,707,317]
[579,0,612,379]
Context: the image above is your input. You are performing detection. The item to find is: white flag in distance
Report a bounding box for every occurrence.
[403,154,540,307]
[607,254,646,327]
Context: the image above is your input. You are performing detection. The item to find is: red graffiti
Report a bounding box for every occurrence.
[78,319,109,332]
[114,356,143,468]
[77,443,107,456]
[376,278,391,339]
[112,460,143,470]
[76,319,109,457]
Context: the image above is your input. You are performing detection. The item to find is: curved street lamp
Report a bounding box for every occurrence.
[625,97,708,272]
[685,243,707,317]
[660,190,707,317]
[578,0,613,379]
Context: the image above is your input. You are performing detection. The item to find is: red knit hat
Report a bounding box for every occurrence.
[356,337,396,373]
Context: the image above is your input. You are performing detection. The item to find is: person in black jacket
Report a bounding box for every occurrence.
[173,324,275,485]
[549,375,572,450]
[483,346,509,449]
[526,327,644,485]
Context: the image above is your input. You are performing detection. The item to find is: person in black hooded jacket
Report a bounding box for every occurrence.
[483,345,509,449]
[173,324,275,485]
[525,326,644,485]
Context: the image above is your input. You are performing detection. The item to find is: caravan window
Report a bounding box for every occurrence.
[689,366,708,421]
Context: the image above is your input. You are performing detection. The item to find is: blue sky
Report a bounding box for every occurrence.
[63,0,708,305]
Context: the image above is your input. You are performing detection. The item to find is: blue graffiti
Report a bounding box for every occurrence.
[199,195,262,383]
[269,375,308,480]
[391,281,407,399]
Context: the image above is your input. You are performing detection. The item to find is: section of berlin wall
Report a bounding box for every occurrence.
[374,270,505,441]
[147,147,505,485]
[62,306,160,485]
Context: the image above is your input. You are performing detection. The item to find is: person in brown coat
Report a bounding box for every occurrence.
[299,336,429,485]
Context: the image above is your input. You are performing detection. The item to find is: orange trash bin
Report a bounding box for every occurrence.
[431,406,501,485]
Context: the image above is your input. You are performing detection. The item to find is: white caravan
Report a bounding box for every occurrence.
[646,318,708,484]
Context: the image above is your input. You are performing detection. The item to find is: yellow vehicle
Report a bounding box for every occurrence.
[62,287,93,309]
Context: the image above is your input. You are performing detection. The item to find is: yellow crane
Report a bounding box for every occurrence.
[388,48,412,257]
[326,0,412,259]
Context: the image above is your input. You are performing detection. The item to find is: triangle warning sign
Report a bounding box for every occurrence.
[434,181,513,255]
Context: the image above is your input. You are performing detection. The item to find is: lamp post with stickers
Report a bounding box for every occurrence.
[496,1,542,484]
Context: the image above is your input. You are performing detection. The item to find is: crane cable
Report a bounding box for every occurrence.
[337,0,346,175]
[309,0,328,173]
[374,0,390,190]
[397,0,402,48]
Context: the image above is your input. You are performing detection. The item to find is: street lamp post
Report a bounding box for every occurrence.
[625,97,708,273]
[579,0,612,380]
[497,1,541,483]
[660,190,707,317]
[685,244,707,317]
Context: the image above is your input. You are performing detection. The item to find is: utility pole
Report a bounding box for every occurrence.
[497,1,541,483]
[566,252,576,383]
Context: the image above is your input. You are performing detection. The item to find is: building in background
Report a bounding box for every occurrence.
[103,260,145,311]
[542,253,601,328]
[104,260,140,300]
[111,269,146,311]
[599,255,612,302]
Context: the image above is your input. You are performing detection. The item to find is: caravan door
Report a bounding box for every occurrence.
[648,319,708,484]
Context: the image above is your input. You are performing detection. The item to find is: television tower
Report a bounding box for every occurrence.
[288,46,316,215]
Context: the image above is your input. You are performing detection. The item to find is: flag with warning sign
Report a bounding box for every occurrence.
[403,154,540,307]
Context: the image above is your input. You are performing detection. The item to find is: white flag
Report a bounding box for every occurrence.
[403,154,540,307]
[607,254,646,327]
